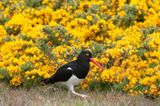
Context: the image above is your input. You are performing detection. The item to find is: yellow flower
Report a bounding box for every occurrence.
[89,25,99,33]
[0,25,6,37]
[119,11,126,17]
[31,75,35,79]
[86,15,93,21]
[0,25,6,42]
[10,76,22,86]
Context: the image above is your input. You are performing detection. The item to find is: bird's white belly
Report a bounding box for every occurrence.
[65,75,84,86]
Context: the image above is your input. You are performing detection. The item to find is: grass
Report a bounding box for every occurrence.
[0,82,159,106]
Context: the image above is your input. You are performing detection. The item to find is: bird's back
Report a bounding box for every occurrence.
[43,60,90,84]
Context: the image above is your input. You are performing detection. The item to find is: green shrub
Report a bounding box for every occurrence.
[25,0,42,8]
[23,75,42,89]
[113,5,139,27]
[0,68,11,81]
[21,62,34,72]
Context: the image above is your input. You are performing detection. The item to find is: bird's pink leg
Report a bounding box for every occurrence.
[67,85,89,99]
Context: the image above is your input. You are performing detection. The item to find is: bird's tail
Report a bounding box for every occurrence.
[42,78,51,84]
[42,77,55,84]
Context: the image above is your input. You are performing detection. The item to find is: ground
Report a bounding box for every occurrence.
[0,83,159,106]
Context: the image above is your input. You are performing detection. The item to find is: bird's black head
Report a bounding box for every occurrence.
[76,50,103,69]
[77,50,92,62]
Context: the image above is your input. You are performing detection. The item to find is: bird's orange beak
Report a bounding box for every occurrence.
[90,58,104,69]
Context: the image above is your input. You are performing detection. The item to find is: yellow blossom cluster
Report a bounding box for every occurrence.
[0,25,6,42]
[0,0,160,97]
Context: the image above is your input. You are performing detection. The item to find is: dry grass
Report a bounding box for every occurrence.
[0,82,159,106]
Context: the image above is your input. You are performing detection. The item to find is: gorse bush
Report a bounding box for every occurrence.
[0,0,160,98]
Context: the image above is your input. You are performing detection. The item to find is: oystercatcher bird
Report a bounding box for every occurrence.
[42,50,103,98]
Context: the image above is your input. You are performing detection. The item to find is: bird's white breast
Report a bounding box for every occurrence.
[65,75,84,86]
[61,67,84,87]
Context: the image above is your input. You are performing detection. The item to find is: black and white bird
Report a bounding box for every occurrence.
[42,50,103,98]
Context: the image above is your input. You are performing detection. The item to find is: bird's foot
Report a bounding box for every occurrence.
[79,94,89,99]
[71,91,90,99]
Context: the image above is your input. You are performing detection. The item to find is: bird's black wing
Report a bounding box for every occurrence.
[43,61,76,84]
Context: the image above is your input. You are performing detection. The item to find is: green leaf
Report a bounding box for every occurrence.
[149,62,157,68]
[0,12,10,25]
[25,0,42,8]
[134,84,143,91]
[137,47,147,60]
[116,36,122,41]
[2,36,12,42]
[21,62,34,72]
[23,75,42,89]
[141,26,159,38]
[0,68,11,81]
[90,41,106,57]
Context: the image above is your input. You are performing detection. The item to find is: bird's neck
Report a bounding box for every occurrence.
[76,60,90,71]
[76,58,89,65]
[76,56,90,72]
